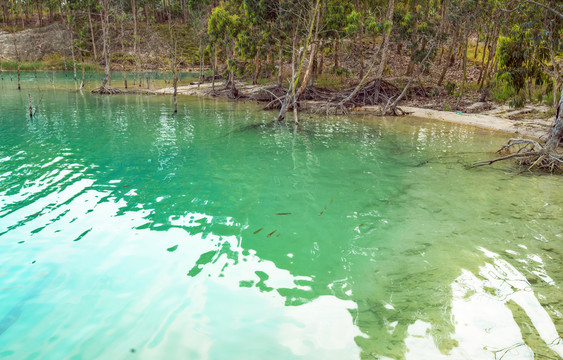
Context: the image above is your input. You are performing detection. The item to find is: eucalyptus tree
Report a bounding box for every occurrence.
[494,0,561,106]
[373,0,394,103]
[208,0,242,97]
[324,0,353,72]
[239,0,278,85]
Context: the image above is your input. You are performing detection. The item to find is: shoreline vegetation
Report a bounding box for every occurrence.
[1,0,561,170]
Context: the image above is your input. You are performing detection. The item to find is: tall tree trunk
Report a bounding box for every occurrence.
[253,50,260,85]
[456,30,468,109]
[132,0,137,55]
[197,38,204,89]
[477,30,490,85]
[480,31,499,89]
[70,30,77,82]
[318,40,324,75]
[100,0,110,88]
[80,57,85,90]
[548,30,560,107]
[545,87,563,150]
[87,8,98,61]
[37,0,42,26]
[173,72,178,113]
[438,32,458,86]
[334,40,339,70]
[212,43,217,92]
[374,0,395,103]
[277,43,283,86]
[120,13,125,53]
[277,0,320,122]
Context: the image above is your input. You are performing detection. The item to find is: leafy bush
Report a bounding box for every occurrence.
[509,94,525,108]
[444,81,456,95]
[490,76,516,103]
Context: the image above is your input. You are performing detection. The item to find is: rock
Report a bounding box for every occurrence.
[0,24,71,61]
[465,102,492,113]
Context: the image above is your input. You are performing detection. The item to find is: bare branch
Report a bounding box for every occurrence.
[496,0,563,18]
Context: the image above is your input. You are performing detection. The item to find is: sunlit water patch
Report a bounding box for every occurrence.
[0,73,562,359]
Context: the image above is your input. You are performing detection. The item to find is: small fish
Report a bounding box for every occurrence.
[267,230,277,238]
[276,213,292,215]
[120,184,133,188]
[330,199,333,204]
[253,228,263,234]
[318,211,324,216]
[276,233,280,237]
[324,205,327,210]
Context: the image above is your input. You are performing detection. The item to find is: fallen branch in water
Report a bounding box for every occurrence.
[472,138,562,172]
[473,87,563,173]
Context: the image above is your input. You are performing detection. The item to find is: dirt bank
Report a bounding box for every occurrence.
[0,24,70,61]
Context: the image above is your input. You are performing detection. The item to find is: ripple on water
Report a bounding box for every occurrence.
[0,77,562,359]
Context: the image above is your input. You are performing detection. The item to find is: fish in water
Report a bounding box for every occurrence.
[318,211,324,216]
[275,213,292,215]
[267,230,277,238]
[120,184,133,188]
[253,228,263,234]
[276,233,280,237]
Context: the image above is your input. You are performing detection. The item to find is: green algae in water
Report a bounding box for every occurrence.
[0,73,562,359]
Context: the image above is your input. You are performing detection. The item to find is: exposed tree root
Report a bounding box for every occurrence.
[258,79,419,117]
[91,86,157,95]
[473,138,562,173]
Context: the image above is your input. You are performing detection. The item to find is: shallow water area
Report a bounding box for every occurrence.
[0,73,562,360]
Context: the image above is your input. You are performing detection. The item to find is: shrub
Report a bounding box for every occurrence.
[490,76,516,103]
[445,81,457,95]
[509,94,525,108]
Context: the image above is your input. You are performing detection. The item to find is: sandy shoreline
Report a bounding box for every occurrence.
[156,82,553,141]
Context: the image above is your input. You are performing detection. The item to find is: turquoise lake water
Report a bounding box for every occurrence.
[0,73,562,359]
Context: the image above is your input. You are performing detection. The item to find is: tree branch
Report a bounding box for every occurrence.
[496,0,563,19]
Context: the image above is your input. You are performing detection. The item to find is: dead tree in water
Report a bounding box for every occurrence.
[28,94,33,118]
[276,0,321,123]
[167,13,180,113]
[100,0,111,89]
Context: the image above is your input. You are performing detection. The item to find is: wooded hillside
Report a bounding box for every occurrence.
[1,1,560,108]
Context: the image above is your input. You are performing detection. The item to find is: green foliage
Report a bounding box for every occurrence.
[445,81,457,95]
[496,35,528,93]
[509,94,525,109]
[110,52,136,65]
[325,0,354,38]
[490,76,516,103]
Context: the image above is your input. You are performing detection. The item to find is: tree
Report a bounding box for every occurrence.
[208,1,243,97]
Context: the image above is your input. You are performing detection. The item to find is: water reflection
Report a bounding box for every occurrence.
[0,78,562,359]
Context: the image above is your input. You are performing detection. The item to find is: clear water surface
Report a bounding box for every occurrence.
[0,73,562,360]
